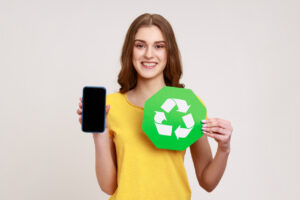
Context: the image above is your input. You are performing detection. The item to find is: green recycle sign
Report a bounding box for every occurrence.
[142,86,207,151]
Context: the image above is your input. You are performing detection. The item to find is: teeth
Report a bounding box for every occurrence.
[142,62,157,67]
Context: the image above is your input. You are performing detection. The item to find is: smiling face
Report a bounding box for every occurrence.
[132,25,167,81]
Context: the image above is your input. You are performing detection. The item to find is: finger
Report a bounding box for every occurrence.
[203,120,228,129]
[215,118,231,126]
[204,118,228,124]
[202,117,214,123]
[202,118,228,135]
[203,131,224,141]
[79,101,82,108]
[207,127,229,135]
[80,97,82,101]
[77,108,82,115]
[207,130,231,142]
[203,118,233,132]
[105,105,110,114]
[79,116,82,124]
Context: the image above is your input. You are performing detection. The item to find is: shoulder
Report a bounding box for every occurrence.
[106,92,124,105]
[107,92,122,99]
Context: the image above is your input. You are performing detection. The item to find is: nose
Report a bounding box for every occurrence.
[145,46,154,59]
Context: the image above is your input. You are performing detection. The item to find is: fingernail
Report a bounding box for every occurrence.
[203,131,207,134]
[201,120,206,123]
[203,124,207,127]
[202,127,207,130]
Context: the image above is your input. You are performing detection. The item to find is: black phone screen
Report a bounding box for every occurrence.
[81,87,106,133]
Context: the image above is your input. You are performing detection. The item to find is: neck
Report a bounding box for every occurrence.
[133,75,166,100]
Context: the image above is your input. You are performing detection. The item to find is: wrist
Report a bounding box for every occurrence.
[93,128,110,138]
[217,144,231,154]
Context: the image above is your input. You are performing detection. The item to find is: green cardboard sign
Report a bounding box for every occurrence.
[142,86,207,151]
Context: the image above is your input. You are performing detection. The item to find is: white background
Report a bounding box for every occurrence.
[1,0,299,199]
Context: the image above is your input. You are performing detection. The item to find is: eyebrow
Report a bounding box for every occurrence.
[134,39,166,44]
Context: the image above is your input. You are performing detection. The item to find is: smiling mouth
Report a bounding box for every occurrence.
[141,62,157,69]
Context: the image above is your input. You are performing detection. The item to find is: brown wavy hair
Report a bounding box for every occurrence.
[118,13,185,93]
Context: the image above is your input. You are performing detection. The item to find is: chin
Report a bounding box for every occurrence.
[138,69,164,80]
[139,73,160,80]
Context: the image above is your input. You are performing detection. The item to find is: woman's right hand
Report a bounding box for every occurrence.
[77,97,116,194]
[76,97,110,129]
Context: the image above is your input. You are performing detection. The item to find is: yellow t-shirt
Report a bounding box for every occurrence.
[106,92,191,200]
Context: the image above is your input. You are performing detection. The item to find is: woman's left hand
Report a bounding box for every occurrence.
[201,118,233,153]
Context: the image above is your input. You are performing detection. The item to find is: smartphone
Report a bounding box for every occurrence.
[81,86,106,133]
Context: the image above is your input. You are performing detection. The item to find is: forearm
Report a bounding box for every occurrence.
[200,147,230,192]
[93,129,117,195]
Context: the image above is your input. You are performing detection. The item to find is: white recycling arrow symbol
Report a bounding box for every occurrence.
[154,98,194,139]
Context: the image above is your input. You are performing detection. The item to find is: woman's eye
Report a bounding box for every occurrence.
[156,45,165,49]
[136,44,145,48]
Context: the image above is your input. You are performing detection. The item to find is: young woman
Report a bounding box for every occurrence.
[77,13,233,200]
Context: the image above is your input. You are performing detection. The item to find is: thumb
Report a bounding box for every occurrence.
[105,105,110,115]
